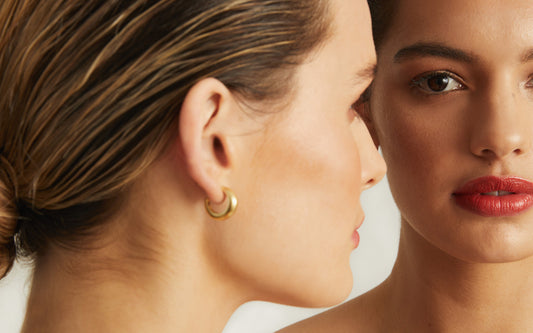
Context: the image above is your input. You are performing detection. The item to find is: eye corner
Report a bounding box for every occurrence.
[350,94,370,120]
[524,75,533,88]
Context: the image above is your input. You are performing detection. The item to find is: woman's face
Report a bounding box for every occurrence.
[207,0,384,307]
[371,0,533,263]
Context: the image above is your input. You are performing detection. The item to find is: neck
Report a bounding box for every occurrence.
[22,225,245,332]
[382,218,533,333]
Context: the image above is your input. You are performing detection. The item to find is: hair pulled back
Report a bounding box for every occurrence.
[0,154,17,278]
[0,0,331,278]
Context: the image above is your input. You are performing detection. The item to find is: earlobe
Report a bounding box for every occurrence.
[179,78,234,204]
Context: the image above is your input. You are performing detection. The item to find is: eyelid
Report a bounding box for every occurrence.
[350,99,364,118]
[350,84,372,118]
[410,70,466,95]
[525,75,533,88]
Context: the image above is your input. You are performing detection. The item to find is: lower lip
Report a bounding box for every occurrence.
[454,194,533,217]
[352,230,360,248]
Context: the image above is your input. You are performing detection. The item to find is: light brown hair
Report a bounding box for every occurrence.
[0,0,331,278]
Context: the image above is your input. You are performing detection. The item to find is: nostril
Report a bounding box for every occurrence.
[477,148,496,159]
[364,177,377,190]
[475,146,523,159]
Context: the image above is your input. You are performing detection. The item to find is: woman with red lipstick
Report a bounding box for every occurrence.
[0,0,385,332]
[454,177,533,217]
[282,0,533,332]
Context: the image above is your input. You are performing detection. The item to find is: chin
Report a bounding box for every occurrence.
[463,245,533,264]
[285,291,351,309]
[439,232,533,264]
[267,273,353,308]
[300,275,353,308]
[413,209,533,264]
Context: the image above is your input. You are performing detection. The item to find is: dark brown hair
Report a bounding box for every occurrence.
[367,0,396,50]
[0,0,331,278]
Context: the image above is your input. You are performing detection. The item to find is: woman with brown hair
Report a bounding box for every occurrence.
[283,0,533,332]
[0,0,384,331]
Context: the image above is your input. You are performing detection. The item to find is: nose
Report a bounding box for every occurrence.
[469,85,530,161]
[354,119,386,190]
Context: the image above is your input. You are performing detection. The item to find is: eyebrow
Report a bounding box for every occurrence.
[354,63,377,85]
[393,42,477,63]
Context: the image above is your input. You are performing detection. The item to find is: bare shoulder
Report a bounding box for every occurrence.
[278,286,385,333]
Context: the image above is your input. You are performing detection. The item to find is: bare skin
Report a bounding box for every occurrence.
[281,0,533,332]
[283,225,533,332]
[21,0,384,331]
[22,154,249,333]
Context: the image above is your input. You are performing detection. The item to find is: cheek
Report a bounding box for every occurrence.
[253,121,362,215]
[219,118,362,304]
[376,109,435,181]
[252,119,363,249]
[374,101,463,216]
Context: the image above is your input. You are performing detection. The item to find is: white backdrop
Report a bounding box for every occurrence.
[0,177,400,333]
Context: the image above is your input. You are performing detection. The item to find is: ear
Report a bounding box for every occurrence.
[357,101,381,148]
[179,78,236,204]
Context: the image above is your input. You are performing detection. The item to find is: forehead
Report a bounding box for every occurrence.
[329,0,376,79]
[382,0,533,61]
[294,0,375,87]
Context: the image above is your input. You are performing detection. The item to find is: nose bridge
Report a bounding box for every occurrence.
[355,120,386,189]
[469,76,530,159]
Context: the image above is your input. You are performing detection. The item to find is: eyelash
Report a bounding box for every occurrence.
[410,70,466,95]
[410,72,533,94]
[525,75,533,88]
[350,86,372,117]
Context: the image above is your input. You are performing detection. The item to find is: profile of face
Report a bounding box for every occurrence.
[370,0,533,263]
[202,0,384,307]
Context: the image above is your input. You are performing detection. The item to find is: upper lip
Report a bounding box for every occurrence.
[453,176,533,195]
[354,209,365,229]
[355,215,365,229]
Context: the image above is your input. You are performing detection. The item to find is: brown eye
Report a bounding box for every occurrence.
[411,71,464,94]
[427,74,450,92]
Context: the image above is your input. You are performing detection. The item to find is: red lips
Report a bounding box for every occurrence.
[453,176,533,217]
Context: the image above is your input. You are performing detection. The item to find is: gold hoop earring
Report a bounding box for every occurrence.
[205,187,238,220]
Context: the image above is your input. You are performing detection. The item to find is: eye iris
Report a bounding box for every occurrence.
[427,74,449,91]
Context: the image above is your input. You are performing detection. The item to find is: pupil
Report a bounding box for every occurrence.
[427,74,449,91]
